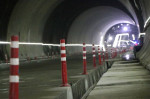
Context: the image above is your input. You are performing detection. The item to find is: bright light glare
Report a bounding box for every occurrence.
[132,34,135,40]
[108,36,113,41]
[125,54,130,60]
[123,27,128,31]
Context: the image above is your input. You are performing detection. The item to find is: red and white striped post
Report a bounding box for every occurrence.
[92,44,96,68]
[60,39,69,87]
[82,43,87,75]
[9,35,19,99]
[102,47,105,62]
[98,46,102,65]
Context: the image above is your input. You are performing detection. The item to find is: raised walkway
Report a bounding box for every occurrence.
[87,60,150,99]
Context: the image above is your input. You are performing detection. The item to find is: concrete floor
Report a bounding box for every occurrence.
[87,60,150,99]
[0,54,98,99]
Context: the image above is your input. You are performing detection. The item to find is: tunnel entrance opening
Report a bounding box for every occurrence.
[104,23,139,49]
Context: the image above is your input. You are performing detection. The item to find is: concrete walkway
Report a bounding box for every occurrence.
[87,60,150,99]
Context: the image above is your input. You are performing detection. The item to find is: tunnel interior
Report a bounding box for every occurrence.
[0,0,148,64]
[2,0,150,99]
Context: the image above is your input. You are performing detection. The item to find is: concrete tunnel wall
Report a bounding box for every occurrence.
[6,0,63,59]
[0,0,142,60]
[137,0,150,68]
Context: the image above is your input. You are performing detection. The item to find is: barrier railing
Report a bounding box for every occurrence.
[5,35,129,99]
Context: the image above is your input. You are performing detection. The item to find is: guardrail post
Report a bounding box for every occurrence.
[98,46,102,65]
[92,44,96,68]
[60,39,69,86]
[9,35,19,99]
[82,43,87,74]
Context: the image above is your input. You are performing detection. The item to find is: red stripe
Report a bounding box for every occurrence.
[9,83,19,99]
[83,48,86,51]
[11,49,19,58]
[83,54,86,57]
[11,36,19,41]
[10,66,19,75]
[60,39,65,43]
[61,47,65,50]
[61,54,66,57]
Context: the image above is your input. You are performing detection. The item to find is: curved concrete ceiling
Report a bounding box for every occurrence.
[0,0,140,58]
[67,6,135,45]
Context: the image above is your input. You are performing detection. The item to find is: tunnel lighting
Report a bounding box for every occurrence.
[42,44,54,46]
[118,26,120,28]
[108,36,113,41]
[123,27,128,31]
[125,54,130,60]
[107,44,111,47]
[144,17,150,28]
[19,42,43,45]
[0,41,98,47]
[132,34,135,40]
[0,41,101,47]
[66,44,82,46]
[0,41,10,44]
[138,33,146,38]
[121,24,123,26]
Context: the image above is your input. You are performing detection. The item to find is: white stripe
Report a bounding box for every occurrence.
[11,41,19,48]
[61,57,66,61]
[98,53,101,55]
[10,58,19,65]
[83,57,86,59]
[61,50,66,54]
[10,76,19,83]
[92,50,95,52]
[60,43,65,47]
[93,54,96,57]
[83,45,86,47]
[83,51,86,54]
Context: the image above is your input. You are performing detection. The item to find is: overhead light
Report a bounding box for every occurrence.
[108,36,113,41]
[123,27,128,31]
[132,34,135,40]
[125,54,130,60]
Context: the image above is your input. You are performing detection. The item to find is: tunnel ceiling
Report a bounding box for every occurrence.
[67,6,135,45]
[0,0,144,58]
[42,0,138,44]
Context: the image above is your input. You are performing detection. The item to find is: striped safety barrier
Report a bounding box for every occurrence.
[82,43,87,74]
[92,44,96,68]
[9,35,19,99]
[60,39,69,86]
[98,46,102,65]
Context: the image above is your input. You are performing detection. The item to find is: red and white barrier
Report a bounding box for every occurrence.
[98,46,102,65]
[82,43,87,74]
[92,44,96,68]
[9,35,19,99]
[60,39,69,86]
